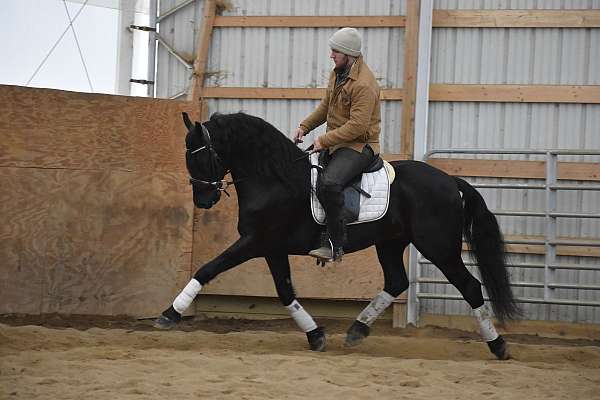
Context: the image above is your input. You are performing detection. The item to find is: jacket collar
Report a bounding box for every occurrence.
[348,55,363,81]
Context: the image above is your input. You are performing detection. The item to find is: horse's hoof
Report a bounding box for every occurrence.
[487,335,511,360]
[306,326,326,352]
[153,306,181,330]
[345,320,370,347]
[153,315,176,330]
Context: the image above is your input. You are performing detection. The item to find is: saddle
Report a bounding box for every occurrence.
[310,152,395,225]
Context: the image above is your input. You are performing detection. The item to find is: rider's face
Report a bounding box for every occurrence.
[330,49,349,69]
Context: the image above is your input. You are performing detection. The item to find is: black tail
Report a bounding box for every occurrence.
[454,177,522,324]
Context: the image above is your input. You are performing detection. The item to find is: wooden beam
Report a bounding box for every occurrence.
[430,84,600,104]
[505,243,600,258]
[204,87,324,100]
[191,0,217,102]
[461,236,600,258]
[206,11,600,29]
[502,236,600,258]
[213,15,405,27]
[201,85,600,104]
[432,9,600,28]
[209,10,600,28]
[427,158,600,182]
[401,0,420,159]
[381,89,404,100]
[202,87,404,100]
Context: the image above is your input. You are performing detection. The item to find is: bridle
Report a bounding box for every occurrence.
[186,123,234,196]
[186,122,317,201]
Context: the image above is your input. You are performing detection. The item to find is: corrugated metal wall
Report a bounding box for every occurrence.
[155,0,600,323]
[157,0,406,152]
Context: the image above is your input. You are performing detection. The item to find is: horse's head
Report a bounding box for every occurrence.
[183,112,228,209]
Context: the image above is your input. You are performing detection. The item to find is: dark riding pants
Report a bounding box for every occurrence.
[316,145,375,249]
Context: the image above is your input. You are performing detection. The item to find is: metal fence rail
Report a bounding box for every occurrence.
[407,149,600,326]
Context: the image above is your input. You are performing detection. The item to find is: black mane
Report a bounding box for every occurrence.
[205,112,309,193]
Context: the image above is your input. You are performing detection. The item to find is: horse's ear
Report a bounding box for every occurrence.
[182,112,194,131]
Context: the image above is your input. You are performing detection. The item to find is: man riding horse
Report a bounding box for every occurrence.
[293,27,381,262]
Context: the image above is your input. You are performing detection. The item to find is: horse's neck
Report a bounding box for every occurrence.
[229,156,311,208]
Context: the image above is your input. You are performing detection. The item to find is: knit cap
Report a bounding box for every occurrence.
[328,27,362,57]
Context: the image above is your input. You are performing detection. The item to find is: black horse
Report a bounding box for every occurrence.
[155,112,520,360]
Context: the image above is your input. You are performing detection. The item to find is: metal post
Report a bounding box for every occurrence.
[406,0,433,327]
[544,152,558,302]
[147,0,158,97]
[413,0,433,162]
[115,0,135,95]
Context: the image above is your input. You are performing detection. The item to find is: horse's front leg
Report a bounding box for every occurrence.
[345,239,409,346]
[265,254,326,352]
[154,236,258,329]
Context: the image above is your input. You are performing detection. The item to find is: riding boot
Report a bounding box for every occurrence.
[310,146,374,263]
[309,213,346,262]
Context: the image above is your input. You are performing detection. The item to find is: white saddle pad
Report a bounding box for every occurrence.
[310,152,395,226]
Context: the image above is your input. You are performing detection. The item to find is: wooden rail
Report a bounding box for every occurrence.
[426,158,600,182]
[213,15,405,27]
[432,10,600,28]
[211,10,600,28]
[201,85,600,104]
[430,84,600,104]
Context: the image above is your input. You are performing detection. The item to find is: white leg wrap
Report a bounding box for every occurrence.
[473,304,499,342]
[173,279,202,314]
[286,300,317,333]
[357,291,395,326]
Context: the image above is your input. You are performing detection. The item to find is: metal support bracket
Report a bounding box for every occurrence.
[129,24,156,32]
[130,79,155,85]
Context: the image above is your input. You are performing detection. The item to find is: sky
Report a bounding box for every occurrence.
[1,0,146,95]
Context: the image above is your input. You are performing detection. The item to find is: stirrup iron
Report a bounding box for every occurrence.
[309,238,343,265]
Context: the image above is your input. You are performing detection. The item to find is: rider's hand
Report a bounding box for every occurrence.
[292,127,306,143]
[313,136,324,151]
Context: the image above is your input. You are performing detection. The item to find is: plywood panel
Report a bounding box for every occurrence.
[0,85,194,172]
[0,168,193,316]
[0,85,199,317]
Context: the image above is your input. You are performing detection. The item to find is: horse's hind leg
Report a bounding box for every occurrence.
[265,254,326,352]
[345,239,409,347]
[417,245,510,360]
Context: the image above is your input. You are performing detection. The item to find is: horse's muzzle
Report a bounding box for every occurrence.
[192,185,221,209]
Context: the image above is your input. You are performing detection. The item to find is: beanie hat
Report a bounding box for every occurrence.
[328,27,362,57]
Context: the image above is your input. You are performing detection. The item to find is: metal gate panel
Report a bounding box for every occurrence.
[408,150,600,325]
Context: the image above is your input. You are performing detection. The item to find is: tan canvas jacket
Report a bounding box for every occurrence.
[300,55,381,154]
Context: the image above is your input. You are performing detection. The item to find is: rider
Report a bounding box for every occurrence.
[293,27,381,262]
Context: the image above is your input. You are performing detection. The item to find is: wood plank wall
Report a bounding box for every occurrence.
[0,85,199,317]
